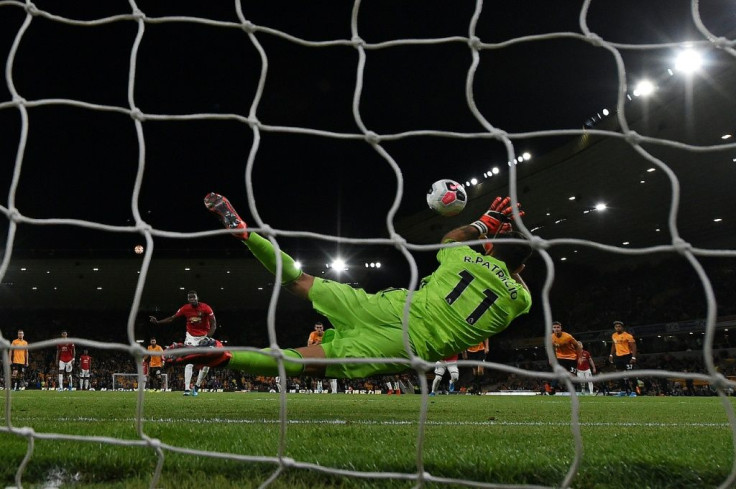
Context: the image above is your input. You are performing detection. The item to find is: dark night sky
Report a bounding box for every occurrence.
[1,0,734,257]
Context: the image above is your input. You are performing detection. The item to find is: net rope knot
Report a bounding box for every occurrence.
[137,222,153,233]
[468,36,482,50]
[389,232,406,249]
[241,21,256,34]
[144,436,163,450]
[586,33,605,48]
[624,130,643,145]
[672,237,692,255]
[712,36,733,49]
[7,207,21,222]
[351,36,366,48]
[130,108,146,121]
[410,356,429,371]
[552,363,570,378]
[530,235,548,250]
[15,426,35,437]
[25,2,39,16]
[711,373,732,391]
[279,456,297,468]
[364,131,380,144]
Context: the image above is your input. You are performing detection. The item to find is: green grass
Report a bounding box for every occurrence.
[2,391,735,488]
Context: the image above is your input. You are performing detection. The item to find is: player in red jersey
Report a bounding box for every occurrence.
[576,342,596,395]
[55,330,75,391]
[78,349,92,390]
[150,290,218,396]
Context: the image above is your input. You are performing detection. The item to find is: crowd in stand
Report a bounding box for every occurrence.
[3,256,736,395]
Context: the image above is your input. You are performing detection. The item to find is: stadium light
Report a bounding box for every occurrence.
[595,203,607,211]
[331,259,347,271]
[294,260,302,270]
[633,80,655,97]
[522,152,531,160]
[674,48,703,74]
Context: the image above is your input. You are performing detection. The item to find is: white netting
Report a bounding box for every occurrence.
[2,1,736,488]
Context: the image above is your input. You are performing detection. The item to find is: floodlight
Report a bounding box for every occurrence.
[674,48,702,74]
[633,80,655,97]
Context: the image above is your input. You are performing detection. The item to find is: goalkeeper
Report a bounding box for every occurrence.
[166,193,532,379]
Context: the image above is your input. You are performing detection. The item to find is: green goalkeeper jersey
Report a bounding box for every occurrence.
[407,243,531,361]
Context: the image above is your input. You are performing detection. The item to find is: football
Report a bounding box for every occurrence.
[426,179,467,216]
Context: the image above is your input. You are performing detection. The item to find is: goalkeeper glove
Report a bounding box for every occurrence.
[471,196,524,237]
[164,339,232,368]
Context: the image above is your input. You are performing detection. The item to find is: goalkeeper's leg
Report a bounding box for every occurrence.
[204,192,314,299]
[166,343,328,378]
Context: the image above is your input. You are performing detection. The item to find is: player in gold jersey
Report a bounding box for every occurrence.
[609,320,637,396]
[549,321,583,393]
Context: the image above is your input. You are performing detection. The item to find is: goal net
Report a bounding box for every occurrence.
[112,372,167,391]
[2,1,736,488]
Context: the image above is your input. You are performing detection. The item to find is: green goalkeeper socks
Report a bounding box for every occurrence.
[227,348,304,376]
[244,232,303,285]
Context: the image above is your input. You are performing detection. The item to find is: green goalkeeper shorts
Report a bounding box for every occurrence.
[309,278,416,379]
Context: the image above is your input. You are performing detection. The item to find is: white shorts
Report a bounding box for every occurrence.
[434,360,459,377]
[59,360,73,373]
[577,368,593,379]
[185,332,208,346]
[80,369,90,378]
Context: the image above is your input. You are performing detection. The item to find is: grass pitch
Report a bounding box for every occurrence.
[1,391,735,488]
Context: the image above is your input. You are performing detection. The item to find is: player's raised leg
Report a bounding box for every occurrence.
[204,192,313,299]
[203,192,249,240]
